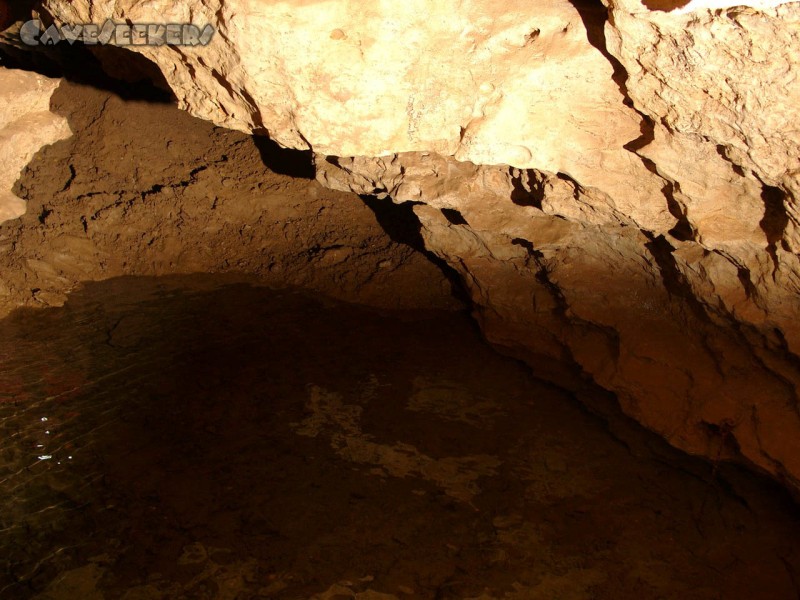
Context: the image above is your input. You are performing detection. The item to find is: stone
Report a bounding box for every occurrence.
[0,81,458,318]
[28,0,800,494]
[317,152,800,493]
[39,0,675,228]
[0,69,71,223]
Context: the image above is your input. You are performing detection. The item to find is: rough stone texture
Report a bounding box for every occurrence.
[0,69,71,224]
[0,81,458,318]
[312,0,800,493]
[31,0,800,493]
[39,0,675,230]
[316,153,800,493]
[605,0,800,342]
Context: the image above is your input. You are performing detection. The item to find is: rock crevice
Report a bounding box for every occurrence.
[2,0,798,493]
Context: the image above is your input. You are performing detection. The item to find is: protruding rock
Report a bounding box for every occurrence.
[27,0,800,495]
[0,68,71,224]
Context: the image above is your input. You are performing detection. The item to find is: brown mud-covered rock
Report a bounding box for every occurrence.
[0,81,459,316]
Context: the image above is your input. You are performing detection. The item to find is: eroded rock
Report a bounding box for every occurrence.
[317,152,800,493]
[0,81,458,317]
[0,68,71,223]
[23,0,800,494]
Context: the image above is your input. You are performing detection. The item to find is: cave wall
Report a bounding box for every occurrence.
[24,0,800,492]
[0,80,458,317]
[0,68,71,223]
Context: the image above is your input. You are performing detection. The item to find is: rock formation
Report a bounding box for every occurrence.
[0,68,71,223]
[0,81,457,316]
[18,0,800,493]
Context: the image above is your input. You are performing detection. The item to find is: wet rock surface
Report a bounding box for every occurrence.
[1,274,800,599]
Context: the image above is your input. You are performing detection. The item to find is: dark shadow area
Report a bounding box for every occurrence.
[511,237,537,254]
[641,0,692,10]
[358,196,423,256]
[759,183,790,272]
[359,194,470,306]
[252,135,315,179]
[0,0,37,30]
[440,207,468,226]
[566,0,631,102]
[666,199,696,241]
[760,184,789,249]
[623,115,656,154]
[716,144,747,177]
[1,274,799,599]
[644,233,708,316]
[0,22,174,103]
[510,172,544,208]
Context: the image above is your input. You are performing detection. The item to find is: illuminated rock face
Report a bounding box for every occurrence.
[37,0,800,492]
[38,0,673,229]
[0,69,71,223]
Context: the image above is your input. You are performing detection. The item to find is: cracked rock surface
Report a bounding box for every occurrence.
[24,0,800,493]
[0,80,458,316]
[316,151,800,496]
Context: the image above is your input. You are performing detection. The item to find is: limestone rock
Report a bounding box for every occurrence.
[604,0,800,237]
[40,0,674,229]
[0,69,71,223]
[603,0,800,350]
[30,0,800,494]
[318,151,800,493]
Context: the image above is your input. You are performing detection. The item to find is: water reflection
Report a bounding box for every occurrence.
[0,274,799,599]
